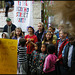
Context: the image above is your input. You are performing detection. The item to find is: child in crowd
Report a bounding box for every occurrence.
[37,43,48,75]
[43,44,57,75]
[18,38,28,74]
[56,24,64,39]
[31,42,41,75]
[2,32,9,39]
[25,26,38,54]
[12,27,23,45]
[24,26,38,75]
[42,31,56,45]
[48,26,57,41]
[35,22,46,42]
[56,29,69,75]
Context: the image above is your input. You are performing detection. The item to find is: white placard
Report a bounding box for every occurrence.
[14,1,33,32]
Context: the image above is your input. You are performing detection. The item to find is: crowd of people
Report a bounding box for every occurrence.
[1,17,75,75]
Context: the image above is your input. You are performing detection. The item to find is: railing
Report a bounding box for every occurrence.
[0,28,3,32]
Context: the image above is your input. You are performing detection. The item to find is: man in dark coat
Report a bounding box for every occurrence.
[3,17,16,36]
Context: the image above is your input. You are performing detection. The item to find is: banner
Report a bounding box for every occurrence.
[0,39,17,74]
[14,1,33,32]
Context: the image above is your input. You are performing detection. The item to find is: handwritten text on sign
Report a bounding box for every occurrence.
[16,1,29,23]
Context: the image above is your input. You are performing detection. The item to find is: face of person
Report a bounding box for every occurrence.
[34,44,38,50]
[46,32,52,40]
[7,21,12,26]
[16,29,21,36]
[58,27,61,31]
[59,30,67,40]
[48,27,53,32]
[59,30,64,39]
[2,34,6,38]
[41,44,46,53]
[28,28,33,34]
[38,24,43,31]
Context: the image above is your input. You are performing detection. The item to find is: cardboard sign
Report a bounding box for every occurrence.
[0,39,17,74]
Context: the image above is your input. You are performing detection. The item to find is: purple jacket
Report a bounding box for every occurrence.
[12,36,23,46]
[43,54,57,73]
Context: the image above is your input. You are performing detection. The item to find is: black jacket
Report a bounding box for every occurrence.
[35,30,46,42]
[3,23,16,32]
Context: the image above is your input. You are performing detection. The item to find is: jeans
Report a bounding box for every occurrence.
[19,62,28,74]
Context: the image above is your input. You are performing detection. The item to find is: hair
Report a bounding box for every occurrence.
[41,43,48,53]
[47,44,55,54]
[28,26,34,34]
[58,24,64,29]
[59,29,68,35]
[2,32,9,39]
[10,30,15,39]
[49,26,54,30]
[19,38,26,47]
[2,33,6,38]
[38,22,45,32]
[53,27,55,31]
[68,36,75,46]
[68,36,74,41]
[35,42,41,52]
[68,35,75,42]
[14,27,23,37]
[43,31,53,44]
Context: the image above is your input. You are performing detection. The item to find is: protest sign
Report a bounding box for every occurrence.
[0,39,17,74]
[14,1,33,32]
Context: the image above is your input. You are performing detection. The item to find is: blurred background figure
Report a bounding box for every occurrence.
[1,32,9,39]
[5,0,14,17]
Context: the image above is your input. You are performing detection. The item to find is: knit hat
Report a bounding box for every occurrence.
[27,26,35,33]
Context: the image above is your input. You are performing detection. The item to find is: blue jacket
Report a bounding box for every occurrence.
[3,23,16,32]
